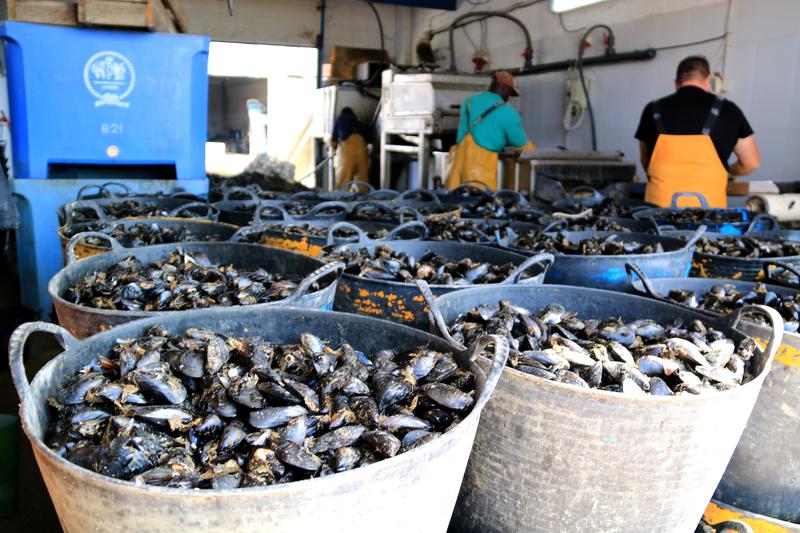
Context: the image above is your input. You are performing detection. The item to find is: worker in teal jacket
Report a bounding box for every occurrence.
[446,71,535,190]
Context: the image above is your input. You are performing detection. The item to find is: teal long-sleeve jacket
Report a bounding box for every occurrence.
[456,91,529,152]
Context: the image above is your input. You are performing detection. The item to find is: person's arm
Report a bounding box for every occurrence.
[330,117,342,149]
[504,110,530,149]
[456,97,469,143]
[634,104,655,178]
[639,141,651,177]
[729,135,760,176]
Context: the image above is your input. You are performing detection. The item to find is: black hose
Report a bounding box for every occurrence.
[363,1,385,86]
[576,24,615,151]
[447,11,533,71]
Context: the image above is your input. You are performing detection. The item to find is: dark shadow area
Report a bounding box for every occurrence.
[0,229,61,532]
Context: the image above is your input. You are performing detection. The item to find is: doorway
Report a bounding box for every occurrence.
[206,41,318,185]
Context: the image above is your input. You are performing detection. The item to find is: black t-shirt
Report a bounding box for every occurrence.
[635,86,754,169]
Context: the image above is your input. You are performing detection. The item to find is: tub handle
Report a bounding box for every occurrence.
[728,305,784,371]
[76,184,107,200]
[761,260,800,289]
[568,185,603,202]
[169,191,203,201]
[326,222,371,245]
[416,279,463,348]
[64,200,107,225]
[349,201,399,222]
[338,180,374,193]
[647,216,662,235]
[100,182,132,197]
[284,261,345,304]
[253,204,292,224]
[398,206,424,223]
[299,201,349,220]
[66,232,126,264]
[625,263,664,300]
[169,202,220,221]
[228,224,267,243]
[494,189,528,206]
[450,183,491,200]
[222,187,258,202]
[9,322,78,402]
[541,219,567,233]
[382,221,428,241]
[709,519,754,533]
[670,191,710,208]
[397,189,442,204]
[367,189,400,201]
[501,252,555,285]
[682,224,707,249]
[745,213,780,233]
[463,334,510,412]
[456,180,492,194]
[77,182,131,200]
[288,191,321,202]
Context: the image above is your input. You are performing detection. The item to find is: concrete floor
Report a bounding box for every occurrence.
[0,231,62,531]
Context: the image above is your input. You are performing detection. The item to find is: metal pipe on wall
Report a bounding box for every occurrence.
[447,11,534,71]
[317,0,326,89]
[504,48,657,77]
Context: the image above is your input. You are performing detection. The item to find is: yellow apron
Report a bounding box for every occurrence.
[335,133,369,187]
[445,132,500,190]
[645,96,729,208]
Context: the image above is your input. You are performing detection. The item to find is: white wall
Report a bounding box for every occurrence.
[184,0,411,63]
[411,0,800,182]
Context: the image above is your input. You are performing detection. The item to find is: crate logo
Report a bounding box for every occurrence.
[83,51,135,108]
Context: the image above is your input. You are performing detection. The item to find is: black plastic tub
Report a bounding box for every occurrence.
[497,227,705,290]
[324,239,554,327]
[50,233,344,339]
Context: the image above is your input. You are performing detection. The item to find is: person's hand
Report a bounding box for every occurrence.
[513,140,536,153]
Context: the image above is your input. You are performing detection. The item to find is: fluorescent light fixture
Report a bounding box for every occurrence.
[550,0,606,13]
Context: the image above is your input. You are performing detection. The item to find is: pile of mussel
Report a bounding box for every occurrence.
[71,201,171,222]
[654,209,745,225]
[322,244,523,284]
[447,300,756,394]
[695,235,800,258]
[64,222,222,248]
[458,196,531,219]
[240,223,389,242]
[511,232,663,256]
[668,283,800,332]
[545,216,632,233]
[66,249,315,311]
[589,198,642,218]
[46,326,475,488]
[425,218,507,243]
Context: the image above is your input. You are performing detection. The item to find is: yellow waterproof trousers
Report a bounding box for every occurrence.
[335,133,369,187]
[445,133,535,191]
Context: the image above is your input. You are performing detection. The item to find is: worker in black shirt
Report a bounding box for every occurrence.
[331,107,370,187]
[635,56,760,207]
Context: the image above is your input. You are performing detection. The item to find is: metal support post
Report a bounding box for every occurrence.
[380,129,391,189]
[417,133,429,190]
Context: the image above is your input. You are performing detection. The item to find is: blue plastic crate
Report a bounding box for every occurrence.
[0,22,209,179]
